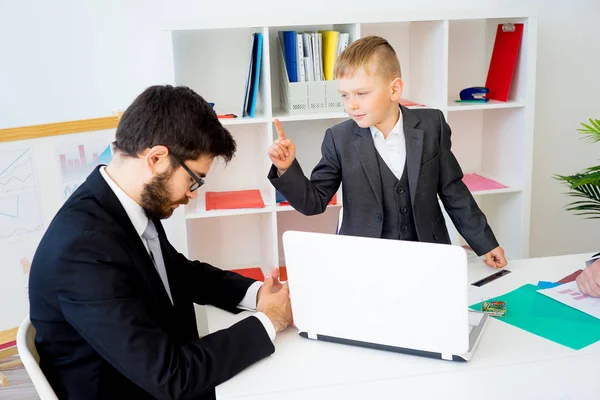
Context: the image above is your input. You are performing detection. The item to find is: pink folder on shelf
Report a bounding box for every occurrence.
[462,173,508,192]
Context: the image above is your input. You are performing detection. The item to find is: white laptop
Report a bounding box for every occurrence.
[281,230,488,362]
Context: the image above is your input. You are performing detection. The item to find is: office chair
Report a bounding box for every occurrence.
[16,318,58,400]
[336,206,343,234]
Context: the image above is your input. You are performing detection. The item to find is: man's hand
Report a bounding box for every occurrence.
[268,119,296,175]
[257,268,283,297]
[483,246,507,269]
[576,258,600,297]
[257,270,292,333]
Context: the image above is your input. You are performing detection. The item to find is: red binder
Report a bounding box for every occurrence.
[205,189,265,210]
[485,23,524,102]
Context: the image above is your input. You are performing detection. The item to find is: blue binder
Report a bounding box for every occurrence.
[246,33,263,118]
[281,31,297,83]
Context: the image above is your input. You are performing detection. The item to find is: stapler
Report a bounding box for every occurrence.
[456,87,489,103]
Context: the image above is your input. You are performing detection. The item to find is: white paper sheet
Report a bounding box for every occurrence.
[538,281,600,319]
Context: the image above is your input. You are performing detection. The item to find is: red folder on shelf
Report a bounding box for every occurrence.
[205,189,265,210]
[462,173,508,192]
[485,23,524,102]
[230,266,288,282]
[231,267,265,281]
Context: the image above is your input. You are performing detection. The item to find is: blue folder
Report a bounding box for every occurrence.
[246,33,263,118]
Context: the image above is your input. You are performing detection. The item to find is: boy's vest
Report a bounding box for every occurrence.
[375,151,418,241]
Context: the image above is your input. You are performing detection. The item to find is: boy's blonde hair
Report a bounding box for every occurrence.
[334,35,401,80]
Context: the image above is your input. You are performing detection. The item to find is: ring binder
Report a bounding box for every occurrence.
[485,23,524,101]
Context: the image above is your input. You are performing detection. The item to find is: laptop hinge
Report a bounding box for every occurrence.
[307,332,317,340]
[441,352,452,361]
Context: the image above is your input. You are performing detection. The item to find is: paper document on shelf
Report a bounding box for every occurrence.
[538,281,600,319]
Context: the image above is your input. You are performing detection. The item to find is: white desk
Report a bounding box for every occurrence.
[208,253,600,399]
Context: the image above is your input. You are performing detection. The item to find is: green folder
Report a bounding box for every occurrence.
[470,284,600,350]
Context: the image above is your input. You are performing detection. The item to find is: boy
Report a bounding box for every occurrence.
[268,36,506,268]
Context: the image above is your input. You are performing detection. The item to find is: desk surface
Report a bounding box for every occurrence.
[208,252,600,399]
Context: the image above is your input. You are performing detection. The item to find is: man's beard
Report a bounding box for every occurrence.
[140,171,189,220]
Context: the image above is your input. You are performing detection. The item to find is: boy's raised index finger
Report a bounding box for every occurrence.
[274,119,286,139]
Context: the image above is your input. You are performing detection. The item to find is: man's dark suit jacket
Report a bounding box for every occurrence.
[269,106,498,256]
[29,167,274,399]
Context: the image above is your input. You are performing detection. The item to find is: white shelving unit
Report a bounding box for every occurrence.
[164,12,537,274]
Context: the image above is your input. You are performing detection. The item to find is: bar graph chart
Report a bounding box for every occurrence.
[56,140,112,199]
[557,287,588,301]
[57,143,112,179]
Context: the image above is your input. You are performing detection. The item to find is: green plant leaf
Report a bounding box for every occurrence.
[556,119,600,219]
[589,118,600,131]
[578,121,600,143]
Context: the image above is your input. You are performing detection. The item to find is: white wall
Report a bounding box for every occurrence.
[0,0,598,271]
[529,0,600,257]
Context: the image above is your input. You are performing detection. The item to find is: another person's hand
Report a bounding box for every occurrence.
[576,258,600,297]
[268,119,296,174]
[257,272,293,333]
[483,246,507,269]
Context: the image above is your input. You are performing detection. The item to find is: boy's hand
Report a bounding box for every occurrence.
[483,246,507,269]
[576,258,600,297]
[268,119,296,174]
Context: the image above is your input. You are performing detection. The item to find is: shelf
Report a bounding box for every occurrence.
[165,14,536,265]
[447,18,530,110]
[185,189,273,219]
[272,103,433,123]
[276,203,342,213]
[446,99,526,112]
[272,108,348,123]
[185,207,273,219]
[218,114,271,126]
[469,186,522,196]
[185,212,276,271]
[171,27,271,119]
[222,101,524,122]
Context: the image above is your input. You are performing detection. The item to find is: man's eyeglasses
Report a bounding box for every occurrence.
[177,159,204,192]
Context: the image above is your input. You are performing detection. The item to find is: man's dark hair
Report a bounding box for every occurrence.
[113,85,236,166]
